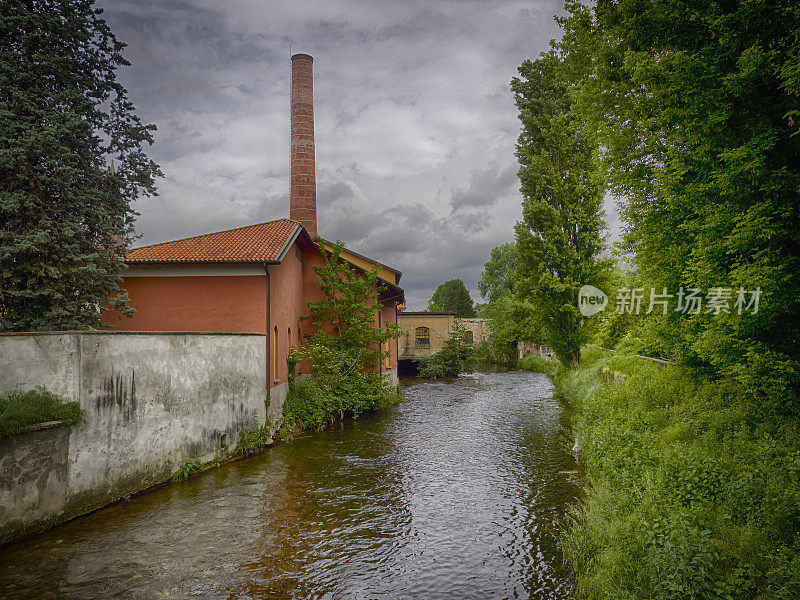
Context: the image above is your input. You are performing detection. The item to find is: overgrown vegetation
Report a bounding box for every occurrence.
[417,323,476,379]
[560,348,800,599]
[232,425,272,457]
[281,240,402,437]
[517,354,558,378]
[0,387,83,440]
[171,456,202,482]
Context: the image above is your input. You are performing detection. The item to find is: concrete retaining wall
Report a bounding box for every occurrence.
[0,332,271,546]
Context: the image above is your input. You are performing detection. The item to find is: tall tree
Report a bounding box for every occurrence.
[512,51,608,368]
[0,0,161,331]
[478,242,517,303]
[560,0,800,410]
[427,279,476,317]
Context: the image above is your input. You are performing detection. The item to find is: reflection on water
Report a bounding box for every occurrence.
[0,370,581,599]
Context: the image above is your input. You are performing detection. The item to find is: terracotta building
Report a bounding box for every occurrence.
[106,54,404,404]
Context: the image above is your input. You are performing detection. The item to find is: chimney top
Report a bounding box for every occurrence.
[289,52,317,237]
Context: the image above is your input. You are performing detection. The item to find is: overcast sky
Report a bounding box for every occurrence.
[99,0,618,309]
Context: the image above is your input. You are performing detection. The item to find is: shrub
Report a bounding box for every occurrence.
[417,323,475,379]
[281,374,401,439]
[0,387,83,440]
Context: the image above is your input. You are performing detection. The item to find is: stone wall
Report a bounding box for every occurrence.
[0,332,270,546]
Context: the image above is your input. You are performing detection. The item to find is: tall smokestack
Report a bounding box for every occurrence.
[290,53,317,237]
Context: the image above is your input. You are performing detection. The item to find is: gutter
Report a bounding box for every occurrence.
[264,264,271,419]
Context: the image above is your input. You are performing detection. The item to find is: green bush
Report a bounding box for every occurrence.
[561,349,800,599]
[281,374,401,439]
[517,354,559,377]
[417,323,475,379]
[0,387,83,440]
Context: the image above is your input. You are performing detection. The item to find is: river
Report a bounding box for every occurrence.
[0,370,581,599]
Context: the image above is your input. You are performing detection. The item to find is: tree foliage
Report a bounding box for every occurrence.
[478,242,517,303]
[560,0,800,411]
[0,0,161,331]
[284,241,401,432]
[512,51,609,367]
[427,278,476,317]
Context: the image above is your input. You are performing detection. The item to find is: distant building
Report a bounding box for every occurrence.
[397,312,456,360]
[517,341,554,361]
[105,54,404,405]
[457,318,488,346]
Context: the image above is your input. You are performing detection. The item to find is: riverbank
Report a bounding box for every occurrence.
[559,348,800,599]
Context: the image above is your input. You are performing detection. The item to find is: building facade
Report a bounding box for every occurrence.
[105,53,404,404]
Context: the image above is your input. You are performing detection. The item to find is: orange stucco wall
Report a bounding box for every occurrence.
[267,244,312,386]
[107,242,401,389]
[109,275,267,334]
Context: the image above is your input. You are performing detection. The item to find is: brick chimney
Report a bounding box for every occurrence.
[290,53,317,237]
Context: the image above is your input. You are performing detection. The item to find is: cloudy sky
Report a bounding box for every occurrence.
[99,0,617,309]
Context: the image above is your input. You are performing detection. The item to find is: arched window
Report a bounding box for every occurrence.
[415,327,430,349]
[273,326,279,382]
[287,326,292,351]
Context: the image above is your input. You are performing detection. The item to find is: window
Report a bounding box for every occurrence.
[465,330,474,343]
[415,326,430,349]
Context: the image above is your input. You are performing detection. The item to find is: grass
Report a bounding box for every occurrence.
[559,347,800,599]
[517,353,560,377]
[0,387,83,440]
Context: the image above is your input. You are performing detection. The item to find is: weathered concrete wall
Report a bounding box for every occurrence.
[0,332,270,546]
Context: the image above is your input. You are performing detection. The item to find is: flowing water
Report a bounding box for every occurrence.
[0,370,582,599]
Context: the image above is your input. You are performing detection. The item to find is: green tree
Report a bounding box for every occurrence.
[478,242,517,303]
[482,296,541,366]
[477,243,540,365]
[427,279,476,317]
[0,0,161,331]
[560,0,800,410]
[512,51,608,368]
[285,240,402,429]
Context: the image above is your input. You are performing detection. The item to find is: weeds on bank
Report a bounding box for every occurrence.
[0,387,83,440]
[232,425,272,457]
[517,354,560,378]
[560,348,800,599]
[172,456,202,481]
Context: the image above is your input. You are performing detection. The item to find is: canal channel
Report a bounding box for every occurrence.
[0,370,582,599]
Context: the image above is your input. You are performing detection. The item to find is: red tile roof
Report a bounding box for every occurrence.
[125,219,301,264]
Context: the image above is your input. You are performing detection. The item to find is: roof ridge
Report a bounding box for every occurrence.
[130,218,292,251]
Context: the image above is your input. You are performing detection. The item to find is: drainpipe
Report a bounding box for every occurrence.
[265,265,271,421]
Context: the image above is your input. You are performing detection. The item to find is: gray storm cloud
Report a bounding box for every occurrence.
[96,0,615,309]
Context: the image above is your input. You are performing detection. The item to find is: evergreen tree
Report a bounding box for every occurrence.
[0,0,161,331]
[427,279,476,317]
[512,51,608,368]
